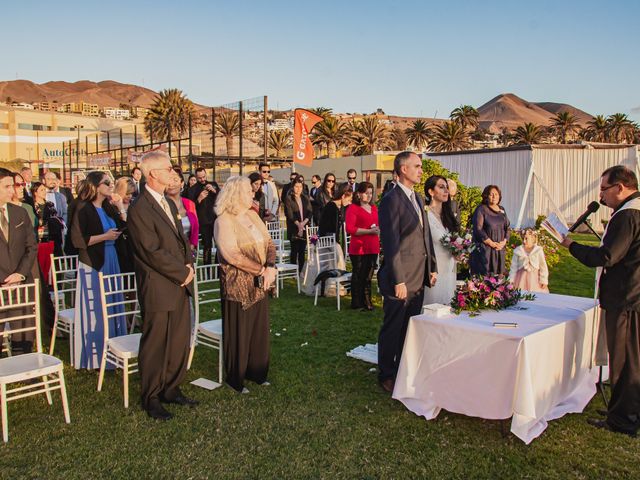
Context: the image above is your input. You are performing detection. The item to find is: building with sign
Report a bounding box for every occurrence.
[0,104,143,171]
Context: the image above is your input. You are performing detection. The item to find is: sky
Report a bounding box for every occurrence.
[4,0,639,121]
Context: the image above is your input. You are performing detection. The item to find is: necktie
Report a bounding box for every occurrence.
[160,197,176,229]
[410,192,423,228]
[0,206,9,242]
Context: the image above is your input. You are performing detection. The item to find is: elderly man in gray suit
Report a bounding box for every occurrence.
[377,152,438,393]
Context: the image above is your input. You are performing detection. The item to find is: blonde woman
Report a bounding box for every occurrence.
[114,177,136,217]
[214,176,277,393]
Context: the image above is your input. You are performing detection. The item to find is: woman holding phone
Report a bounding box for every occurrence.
[71,171,129,369]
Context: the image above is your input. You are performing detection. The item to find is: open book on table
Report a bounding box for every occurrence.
[540,213,569,242]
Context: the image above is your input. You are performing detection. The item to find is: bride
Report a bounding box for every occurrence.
[423,175,459,306]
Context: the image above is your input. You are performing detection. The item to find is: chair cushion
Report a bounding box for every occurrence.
[0,353,63,383]
[199,319,222,339]
[59,308,74,324]
[107,333,141,359]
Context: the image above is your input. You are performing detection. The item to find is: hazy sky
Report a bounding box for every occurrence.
[4,0,639,121]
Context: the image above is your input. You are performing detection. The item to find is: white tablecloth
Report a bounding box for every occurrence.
[393,293,600,444]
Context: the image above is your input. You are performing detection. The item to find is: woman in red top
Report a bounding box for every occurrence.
[345,181,380,310]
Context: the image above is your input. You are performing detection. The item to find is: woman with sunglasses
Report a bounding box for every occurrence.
[313,173,336,225]
[70,171,129,369]
[10,172,36,229]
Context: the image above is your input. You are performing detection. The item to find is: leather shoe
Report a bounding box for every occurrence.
[379,378,395,393]
[160,394,199,407]
[596,408,608,417]
[145,400,173,421]
[587,418,637,437]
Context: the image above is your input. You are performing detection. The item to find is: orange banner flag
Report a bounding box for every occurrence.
[293,108,324,167]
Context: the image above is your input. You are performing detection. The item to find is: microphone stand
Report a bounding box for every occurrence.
[579,221,608,407]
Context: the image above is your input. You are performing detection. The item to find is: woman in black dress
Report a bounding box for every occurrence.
[470,185,510,275]
[318,182,352,239]
[312,172,336,225]
[284,176,313,273]
[31,181,65,256]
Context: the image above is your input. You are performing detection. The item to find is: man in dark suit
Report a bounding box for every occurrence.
[187,167,219,264]
[131,166,143,198]
[0,168,38,354]
[127,151,197,421]
[280,171,299,203]
[377,152,438,393]
[20,166,34,207]
[341,168,359,193]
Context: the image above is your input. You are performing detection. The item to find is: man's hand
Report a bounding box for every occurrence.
[560,236,573,248]
[394,283,407,300]
[181,264,194,286]
[197,190,208,204]
[430,272,437,287]
[2,273,25,286]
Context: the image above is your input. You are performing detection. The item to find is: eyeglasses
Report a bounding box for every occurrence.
[13,183,25,187]
[261,170,270,174]
[600,183,619,192]
[152,166,173,173]
[348,177,356,181]
[326,179,335,183]
[99,179,112,187]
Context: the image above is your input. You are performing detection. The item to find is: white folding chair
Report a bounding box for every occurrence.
[49,254,78,362]
[0,282,70,442]
[187,264,223,384]
[302,226,319,284]
[96,272,142,408]
[313,234,352,310]
[271,229,300,297]
[342,222,352,266]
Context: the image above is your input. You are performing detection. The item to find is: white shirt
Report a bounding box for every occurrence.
[396,181,423,227]
[262,180,279,216]
[145,184,175,226]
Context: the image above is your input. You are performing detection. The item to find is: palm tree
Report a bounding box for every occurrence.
[215,111,239,160]
[513,123,545,145]
[405,119,431,151]
[346,116,392,155]
[267,130,291,158]
[390,127,408,151]
[581,115,609,142]
[311,115,346,158]
[144,88,194,141]
[426,121,471,152]
[606,113,636,143]
[450,105,479,132]
[310,107,333,120]
[550,111,580,144]
[498,127,513,147]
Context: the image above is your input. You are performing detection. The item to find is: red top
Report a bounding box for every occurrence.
[345,204,380,255]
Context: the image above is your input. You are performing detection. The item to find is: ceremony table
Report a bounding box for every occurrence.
[393,293,600,444]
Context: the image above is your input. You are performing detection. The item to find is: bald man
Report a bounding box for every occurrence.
[127,151,197,420]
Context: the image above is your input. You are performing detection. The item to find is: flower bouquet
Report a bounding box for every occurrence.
[451,274,535,316]
[441,230,475,265]
[310,234,319,246]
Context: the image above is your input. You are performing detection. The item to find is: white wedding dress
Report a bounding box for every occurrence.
[423,210,457,306]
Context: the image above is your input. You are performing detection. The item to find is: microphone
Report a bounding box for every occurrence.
[568,201,600,232]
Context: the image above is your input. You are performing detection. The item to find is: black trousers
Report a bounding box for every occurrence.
[350,254,378,309]
[290,239,306,273]
[377,288,424,382]
[222,297,270,392]
[138,290,191,409]
[605,309,640,434]
[200,222,214,265]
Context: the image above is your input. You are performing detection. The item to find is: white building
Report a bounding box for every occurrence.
[104,107,131,120]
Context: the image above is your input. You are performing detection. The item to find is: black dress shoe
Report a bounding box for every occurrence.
[145,400,173,421]
[379,378,395,393]
[587,418,637,437]
[160,394,199,407]
[596,408,608,417]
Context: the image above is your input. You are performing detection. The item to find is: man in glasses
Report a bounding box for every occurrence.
[43,170,68,225]
[127,151,197,421]
[342,168,359,193]
[186,167,219,264]
[259,162,279,221]
[280,171,300,203]
[561,165,640,437]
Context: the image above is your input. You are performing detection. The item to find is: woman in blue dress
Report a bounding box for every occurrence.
[70,171,129,369]
[470,185,511,276]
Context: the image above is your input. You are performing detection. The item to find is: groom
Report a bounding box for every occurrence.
[377,151,438,393]
[127,151,197,420]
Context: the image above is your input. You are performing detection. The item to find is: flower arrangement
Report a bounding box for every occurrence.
[451,274,536,316]
[441,230,476,266]
[310,234,319,246]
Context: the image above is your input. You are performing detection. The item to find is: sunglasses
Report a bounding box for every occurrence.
[348,177,356,181]
[14,182,25,187]
[261,170,270,174]
[99,179,112,187]
[326,179,335,183]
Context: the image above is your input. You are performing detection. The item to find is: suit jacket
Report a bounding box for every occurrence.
[59,187,74,205]
[377,185,437,296]
[284,193,312,241]
[0,203,38,283]
[47,191,68,225]
[127,188,194,312]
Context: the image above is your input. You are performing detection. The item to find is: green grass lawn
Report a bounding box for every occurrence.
[2,233,639,479]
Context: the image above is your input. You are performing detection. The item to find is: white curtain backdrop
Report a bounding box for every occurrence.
[429,146,639,230]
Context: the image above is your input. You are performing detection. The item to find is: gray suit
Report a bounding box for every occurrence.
[377,185,437,381]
